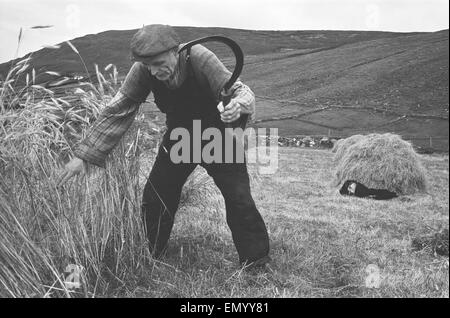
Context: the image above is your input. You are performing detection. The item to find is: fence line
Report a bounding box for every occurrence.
[263,134,448,151]
[253,106,330,123]
[255,95,449,121]
[271,133,449,140]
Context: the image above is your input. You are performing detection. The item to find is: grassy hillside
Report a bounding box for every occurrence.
[244,29,449,150]
[0,27,410,80]
[247,30,449,116]
[1,27,448,151]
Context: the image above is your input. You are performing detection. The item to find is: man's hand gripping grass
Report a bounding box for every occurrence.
[57,157,88,187]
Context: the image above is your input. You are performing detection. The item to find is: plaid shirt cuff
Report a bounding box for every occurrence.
[74,142,107,168]
[232,81,256,122]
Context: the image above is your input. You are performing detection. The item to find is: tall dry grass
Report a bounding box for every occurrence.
[0,39,160,297]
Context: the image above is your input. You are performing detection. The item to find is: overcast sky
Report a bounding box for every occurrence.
[0,0,448,63]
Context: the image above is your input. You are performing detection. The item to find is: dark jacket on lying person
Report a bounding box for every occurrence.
[339,180,398,200]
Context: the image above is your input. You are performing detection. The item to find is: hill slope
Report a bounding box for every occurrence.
[245,29,448,151]
[0,27,412,79]
[1,27,448,150]
[246,30,449,116]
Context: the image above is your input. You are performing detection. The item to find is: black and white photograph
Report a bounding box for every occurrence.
[0,0,448,300]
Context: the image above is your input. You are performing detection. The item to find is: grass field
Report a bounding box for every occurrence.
[112,147,448,298]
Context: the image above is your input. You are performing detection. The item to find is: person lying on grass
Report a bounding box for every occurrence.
[339,180,398,200]
[57,24,271,270]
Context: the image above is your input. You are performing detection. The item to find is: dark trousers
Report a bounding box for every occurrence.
[141,132,270,264]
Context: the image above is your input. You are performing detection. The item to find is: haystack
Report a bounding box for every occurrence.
[332,134,365,163]
[334,133,428,195]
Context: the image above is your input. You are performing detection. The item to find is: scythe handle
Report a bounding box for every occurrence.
[178,35,248,129]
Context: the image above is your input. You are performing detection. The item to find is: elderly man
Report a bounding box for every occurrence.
[58,24,270,269]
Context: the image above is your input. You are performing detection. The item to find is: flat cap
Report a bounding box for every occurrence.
[130,24,180,59]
